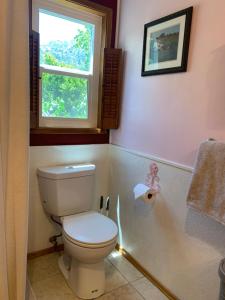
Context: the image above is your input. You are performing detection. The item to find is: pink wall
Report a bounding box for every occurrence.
[111,0,225,167]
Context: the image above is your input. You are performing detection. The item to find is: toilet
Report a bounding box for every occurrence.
[37,164,118,299]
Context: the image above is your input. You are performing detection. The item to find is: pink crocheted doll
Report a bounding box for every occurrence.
[146,163,160,194]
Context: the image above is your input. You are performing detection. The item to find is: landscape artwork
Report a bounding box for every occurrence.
[149,24,180,65]
[142,7,193,76]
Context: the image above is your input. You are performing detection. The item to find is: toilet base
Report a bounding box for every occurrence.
[59,255,105,299]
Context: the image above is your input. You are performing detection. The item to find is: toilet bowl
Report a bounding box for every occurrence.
[59,211,118,299]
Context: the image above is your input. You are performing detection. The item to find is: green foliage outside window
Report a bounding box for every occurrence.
[41,25,94,119]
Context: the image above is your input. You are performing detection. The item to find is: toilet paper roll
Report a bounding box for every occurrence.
[133,183,155,203]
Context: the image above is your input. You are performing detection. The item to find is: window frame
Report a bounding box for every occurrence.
[29,0,116,146]
[33,0,102,129]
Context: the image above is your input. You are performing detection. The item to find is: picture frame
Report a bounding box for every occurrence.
[141,7,193,76]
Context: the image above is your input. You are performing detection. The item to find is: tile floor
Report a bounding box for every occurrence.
[28,250,168,300]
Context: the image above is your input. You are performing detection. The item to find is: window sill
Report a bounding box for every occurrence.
[30,128,109,146]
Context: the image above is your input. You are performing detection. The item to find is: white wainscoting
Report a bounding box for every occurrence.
[109,145,225,300]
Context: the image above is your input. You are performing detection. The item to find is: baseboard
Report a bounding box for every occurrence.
[27,244,64,260]
[115,244,180,300]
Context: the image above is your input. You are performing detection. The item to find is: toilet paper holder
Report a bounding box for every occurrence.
[133,163,160,203]
[147,193,153,200]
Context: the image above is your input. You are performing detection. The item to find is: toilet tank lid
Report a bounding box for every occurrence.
[37,164,96,179]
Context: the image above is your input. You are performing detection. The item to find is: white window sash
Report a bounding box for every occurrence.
[40,65,91,79]
[39,68,96,128]
[33,0,102,129]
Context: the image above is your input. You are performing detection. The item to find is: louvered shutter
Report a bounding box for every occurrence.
[101,48,123,129]
[30,30,40,129]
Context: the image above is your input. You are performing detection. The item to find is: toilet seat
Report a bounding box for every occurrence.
[62,211,118,249]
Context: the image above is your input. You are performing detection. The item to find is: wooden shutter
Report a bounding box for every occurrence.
[101,48,123,129]
[30,30,40,129]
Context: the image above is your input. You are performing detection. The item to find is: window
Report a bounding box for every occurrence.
[30,0,122,146]
[33,0,102,128]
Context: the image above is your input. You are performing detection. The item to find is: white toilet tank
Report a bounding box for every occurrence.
[37,164,96,217]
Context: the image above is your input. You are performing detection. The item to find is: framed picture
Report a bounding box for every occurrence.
[141,7,193,76]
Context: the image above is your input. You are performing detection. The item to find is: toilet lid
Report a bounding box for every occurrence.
[62,211,118,246]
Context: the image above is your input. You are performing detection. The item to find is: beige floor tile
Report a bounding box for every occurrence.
[29,253,166,300]
[98,284,144,300]
[131,278,168,300]
[28,253,60,284]
[108,251,143,282]
[105,260,128,292]
[32,273,78,300]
